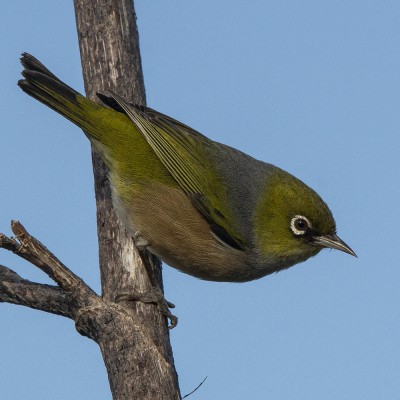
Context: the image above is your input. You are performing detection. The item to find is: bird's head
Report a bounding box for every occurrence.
[254,167,356,269]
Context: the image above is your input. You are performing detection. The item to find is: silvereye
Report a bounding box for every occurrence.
[18,53,356,283]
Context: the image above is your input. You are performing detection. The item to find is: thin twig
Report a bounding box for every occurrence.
[182,376,208,399]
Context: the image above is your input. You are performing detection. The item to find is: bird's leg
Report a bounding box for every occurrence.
[116,232,178,328]
[116,286,177,329]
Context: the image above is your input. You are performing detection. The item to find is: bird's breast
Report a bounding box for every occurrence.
[109,178,263,282]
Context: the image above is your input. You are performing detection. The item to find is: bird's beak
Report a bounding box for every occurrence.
[314,234,357,257]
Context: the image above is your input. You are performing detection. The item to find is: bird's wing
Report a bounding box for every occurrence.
[102,92,246,251]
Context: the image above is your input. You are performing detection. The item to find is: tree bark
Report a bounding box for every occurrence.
[74,1,181,396]
[0,1,181,399]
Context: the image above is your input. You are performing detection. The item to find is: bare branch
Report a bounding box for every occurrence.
[1,221,96,297]
[0,221,161,339]
[0,221,100,322]
[0,265,73,317]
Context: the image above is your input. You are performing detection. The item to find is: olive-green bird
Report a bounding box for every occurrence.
[18,53,356,283]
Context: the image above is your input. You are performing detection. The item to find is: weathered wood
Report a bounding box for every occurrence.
[0,265,73,318]
[73,0,180,398]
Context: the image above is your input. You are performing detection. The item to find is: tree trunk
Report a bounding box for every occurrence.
[73,0,180,398]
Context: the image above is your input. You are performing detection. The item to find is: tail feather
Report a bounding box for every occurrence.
[18,53,99,135]
[20,52,63,82]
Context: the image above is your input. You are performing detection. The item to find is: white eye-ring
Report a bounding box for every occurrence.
[290,215,312,236]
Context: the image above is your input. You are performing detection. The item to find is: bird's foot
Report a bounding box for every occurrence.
[116,287,178,329]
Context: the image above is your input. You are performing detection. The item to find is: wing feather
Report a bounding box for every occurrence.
[106,92,246,251]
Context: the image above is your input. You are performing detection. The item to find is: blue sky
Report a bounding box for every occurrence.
[1,1,400,399]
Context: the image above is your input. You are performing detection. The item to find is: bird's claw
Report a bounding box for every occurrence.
[116,287,178,329]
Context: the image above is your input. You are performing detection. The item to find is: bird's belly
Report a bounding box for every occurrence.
[110,180,255,282]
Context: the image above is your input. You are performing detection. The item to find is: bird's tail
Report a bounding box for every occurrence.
[18,53,106,140]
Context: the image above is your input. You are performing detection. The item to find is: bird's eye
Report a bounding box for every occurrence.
[290,215,311,236]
